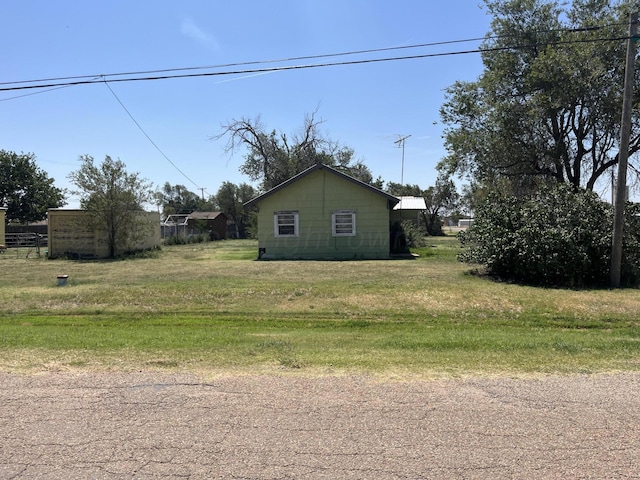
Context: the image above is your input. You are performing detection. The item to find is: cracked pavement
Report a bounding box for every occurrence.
[1,372,638,479]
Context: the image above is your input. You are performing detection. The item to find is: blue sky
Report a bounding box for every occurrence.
[1,1,493,207]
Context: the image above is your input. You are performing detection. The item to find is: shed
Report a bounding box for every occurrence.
[161,214,189,238]
[47,209,160,259]
[244,163,399,259]
[390,196,427,226]
[187,211,228,240]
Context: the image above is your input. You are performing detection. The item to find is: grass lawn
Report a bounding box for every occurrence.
[1,237,639,377]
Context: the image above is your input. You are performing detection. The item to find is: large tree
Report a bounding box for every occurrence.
[155,182,207,217]
[0,150,66,224]
[215,181,256,238]
[422,175,460,235]
[440,0,640,194]
[214,111,376,191]
[385,182,422,197]
[68,155,154,258]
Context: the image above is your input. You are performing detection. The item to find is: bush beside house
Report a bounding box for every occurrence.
[459,185,640,287]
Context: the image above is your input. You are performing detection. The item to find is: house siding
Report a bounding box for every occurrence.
[256,169,391,259]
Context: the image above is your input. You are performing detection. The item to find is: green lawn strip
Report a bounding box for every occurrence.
[2,312,638,375]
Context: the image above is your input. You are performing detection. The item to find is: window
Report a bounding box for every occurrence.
[274,211,299,237]
[332,210,356,236]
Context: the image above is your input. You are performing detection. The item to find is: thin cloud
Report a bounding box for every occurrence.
[180,17,220,51]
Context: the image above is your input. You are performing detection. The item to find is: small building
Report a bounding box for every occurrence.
[244,163,399,259]
[458,218,474,228]
[187,211,227,240]
[161,214,189,238]
[390,196,427,227]
[48,209,161,259]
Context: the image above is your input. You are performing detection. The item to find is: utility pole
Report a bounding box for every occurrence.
[394,134,411,185]
[611,12,638,288]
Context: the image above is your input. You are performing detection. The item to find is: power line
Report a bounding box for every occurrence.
[2,25,627,195]
[0,22,623,89]
[0,37,490,87]
[102,78,201,189]
[0,30,629,93]
[0,84,74,102]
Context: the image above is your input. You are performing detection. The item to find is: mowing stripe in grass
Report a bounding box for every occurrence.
[1,311,639,374]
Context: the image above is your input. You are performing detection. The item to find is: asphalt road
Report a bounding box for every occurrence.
[1,372,639,479]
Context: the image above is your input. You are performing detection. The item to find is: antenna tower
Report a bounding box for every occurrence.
[394,134,411,185]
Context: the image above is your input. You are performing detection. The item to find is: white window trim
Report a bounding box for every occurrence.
[274,211,299,237]
[332,210,356,237]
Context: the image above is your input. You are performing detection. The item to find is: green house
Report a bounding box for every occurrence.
[245,163,400,259]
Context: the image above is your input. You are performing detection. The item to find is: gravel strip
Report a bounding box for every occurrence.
[1,372,638,479]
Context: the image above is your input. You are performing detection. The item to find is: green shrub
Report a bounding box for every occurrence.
[401,220,428,248]
[459,184,640,287]
[390,221,427,253]
[163,235,187,246]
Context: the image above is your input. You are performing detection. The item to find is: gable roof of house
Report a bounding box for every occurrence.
[244,163,400,208]
[393,196,427,211]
